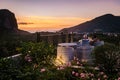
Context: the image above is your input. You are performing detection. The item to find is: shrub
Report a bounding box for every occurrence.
[20,42,56,66]
[92,43,120,74]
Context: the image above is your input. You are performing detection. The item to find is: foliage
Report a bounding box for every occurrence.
[90,33,120,45]
[0,58,41,80]
[20,42,56,66]
[0,56,120,80]
[92,43,120,74]
[0,42,56,80]
[0,40,22,57]
[0,34,120,80]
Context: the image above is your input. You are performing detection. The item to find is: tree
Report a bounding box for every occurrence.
[92,43,120,74]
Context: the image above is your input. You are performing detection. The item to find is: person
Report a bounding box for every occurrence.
[83,34,88,39]
[80,34,89,46]
[89,35,98,46]
[90,35,104,46]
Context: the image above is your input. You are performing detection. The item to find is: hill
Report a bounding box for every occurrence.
[60,14,120,33]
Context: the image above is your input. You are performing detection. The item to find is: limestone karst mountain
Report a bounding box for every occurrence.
[0,9,29,35]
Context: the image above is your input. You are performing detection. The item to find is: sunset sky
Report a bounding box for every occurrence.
[0,0,120,33]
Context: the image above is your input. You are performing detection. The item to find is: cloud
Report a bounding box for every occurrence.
[18,22,34,25]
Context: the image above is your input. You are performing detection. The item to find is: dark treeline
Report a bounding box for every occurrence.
[0,32,120,57]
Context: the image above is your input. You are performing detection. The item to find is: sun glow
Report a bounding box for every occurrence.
[17,16,90,32]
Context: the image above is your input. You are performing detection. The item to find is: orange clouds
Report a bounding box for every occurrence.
[17,16,90,32]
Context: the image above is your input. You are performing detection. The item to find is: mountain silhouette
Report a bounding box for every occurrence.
[60,14,120,33]
[0,9,29,35]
